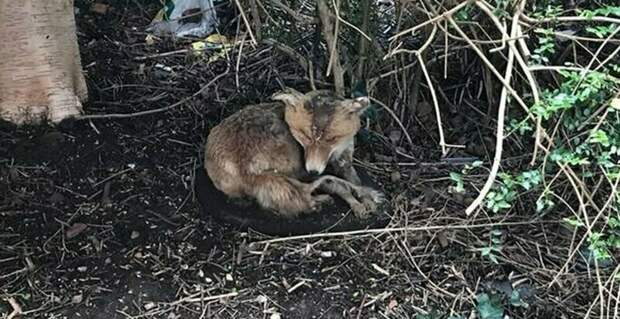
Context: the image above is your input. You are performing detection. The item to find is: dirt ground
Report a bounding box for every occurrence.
[0,1,610,318]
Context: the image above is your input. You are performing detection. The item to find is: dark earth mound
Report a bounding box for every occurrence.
[195,167,391,236]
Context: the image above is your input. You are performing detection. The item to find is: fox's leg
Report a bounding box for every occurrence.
[329,144,362,185]
[310,175,384,218]
[247,174,333,218]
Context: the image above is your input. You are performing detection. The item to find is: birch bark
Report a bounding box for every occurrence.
[0,0,87,124]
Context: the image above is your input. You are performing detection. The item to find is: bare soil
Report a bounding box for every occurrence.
[0,1,604,318]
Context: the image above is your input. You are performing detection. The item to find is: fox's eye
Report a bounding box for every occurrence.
[295,130,312,143]
[325,136,339,143]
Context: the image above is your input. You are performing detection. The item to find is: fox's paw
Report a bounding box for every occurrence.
[352,187,385,218]
[365,188,385,204]
[351,202,371,219]
[354,187,384,203]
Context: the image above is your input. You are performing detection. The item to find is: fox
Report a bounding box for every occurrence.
[204,88,384,218]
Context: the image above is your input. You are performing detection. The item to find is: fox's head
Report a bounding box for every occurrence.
[272,88,370,175]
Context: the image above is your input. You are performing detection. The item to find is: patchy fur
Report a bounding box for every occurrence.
[204,89,383,218]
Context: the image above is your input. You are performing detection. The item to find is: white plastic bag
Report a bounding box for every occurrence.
[148,0,218,38]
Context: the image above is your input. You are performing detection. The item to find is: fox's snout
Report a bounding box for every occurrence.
[304,146,330,175]
[305,159,326,176]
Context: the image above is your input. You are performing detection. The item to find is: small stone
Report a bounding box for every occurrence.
[130,231,140,239]
[390,171,401,182]
[72,294,83,304]
[388,129,401,145]
[49,192,65,204]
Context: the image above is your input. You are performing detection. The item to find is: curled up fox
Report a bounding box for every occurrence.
[204,88,384,218]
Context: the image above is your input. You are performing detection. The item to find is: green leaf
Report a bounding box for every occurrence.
[510,289,529,308]
[608,216,620,228]
[451,176,465,193]
[415,309,443,319]
[563,217,584,227]
[477,293,504,319]
[589,130,611,147]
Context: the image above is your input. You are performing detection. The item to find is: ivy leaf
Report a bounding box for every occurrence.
[510,290,525,308]
[563,217,584,227]
[450,172,465,193]
[477,293,504,319]
[589,130,610,147]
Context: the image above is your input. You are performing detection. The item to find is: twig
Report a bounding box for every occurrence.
[331,0,371,42]
[252,220,558,245]
[134,49,188,61]
[167,291,239,305]
[476,1,543,165]
[248,0,262,41]
[529,66,620,83]
[318,0,344,95]
[370,97,414,149]
[270,0,311,22]
[389,1,471,41]
[521,13,620,26]
[549,176,620,287]
[416,52,447,156]
[464,1,518,216]
[236,32,248,89]
[233,0,258,46]
[6,297,23,319]
[263,38,309,71]
[446,17,531,118]
[75,69,229,120]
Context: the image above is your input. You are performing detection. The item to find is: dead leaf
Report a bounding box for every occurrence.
[371,263,390,276]
[437,231,449,248]
[49,192,65,204]
[66,223,88,239]
[90,3,109,15]
[387,299,398,311]
[611,98,620,110]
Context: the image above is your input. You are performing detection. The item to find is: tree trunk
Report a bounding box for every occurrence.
[0,0,87,124]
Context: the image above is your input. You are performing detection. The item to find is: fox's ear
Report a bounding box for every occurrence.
[271,88,305,107]
[343,96,370,115]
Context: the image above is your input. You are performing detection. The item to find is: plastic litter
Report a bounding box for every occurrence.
[147,0,218,38]
[190,34,234,62]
